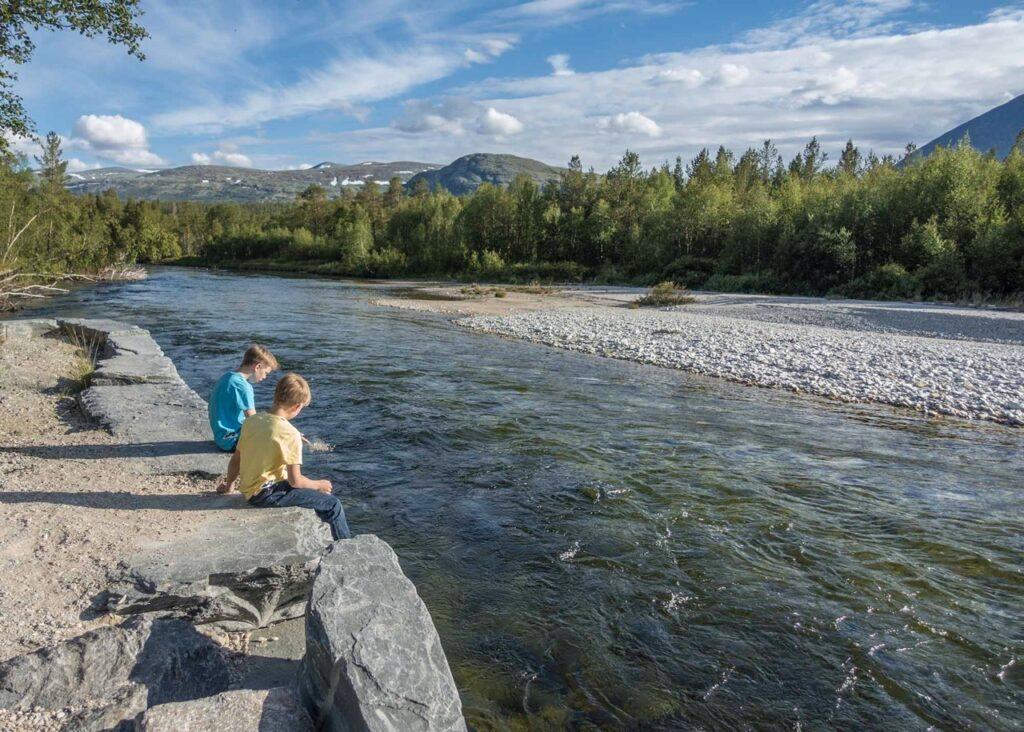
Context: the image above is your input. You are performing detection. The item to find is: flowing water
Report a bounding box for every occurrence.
[28,267,1024,729]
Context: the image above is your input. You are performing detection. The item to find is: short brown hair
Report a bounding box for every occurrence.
[241,344,279,370]
[273,373,311,409]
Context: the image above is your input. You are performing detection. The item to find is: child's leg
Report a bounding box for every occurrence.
[258,487,350,540]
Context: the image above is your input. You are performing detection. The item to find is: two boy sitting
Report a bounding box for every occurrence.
[209,346,350,541]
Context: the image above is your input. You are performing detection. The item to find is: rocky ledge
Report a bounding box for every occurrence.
[0,318,466,730]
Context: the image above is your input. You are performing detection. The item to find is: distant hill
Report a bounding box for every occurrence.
[64,161,440,203]
[406,153,564,196]
[916,93,1024,160]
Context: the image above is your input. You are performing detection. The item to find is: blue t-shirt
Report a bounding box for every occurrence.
[209,371,255,450]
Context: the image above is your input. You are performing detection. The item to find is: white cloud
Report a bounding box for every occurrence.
[394,97,477,134]
[715,63,751,87]
[651,67,704,87]
[598,111,662,137]
[496,0,681,23]
[464,48,488,64]
[66,158,101,173]
[481,38,516,56]
[3,133,38,160]
[410,2,1024,170]
[479,107,524,136]
[282,163,313,170]
[191,145,253,167]
[154,44,507,133]
[69,114,165,167]
[73,114,148,150]
[548,53,574,76]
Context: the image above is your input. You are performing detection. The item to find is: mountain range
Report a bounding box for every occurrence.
[64,161,440,203]
[406,153,564,196]
[917,92,1024,160]
[61,153,566,203]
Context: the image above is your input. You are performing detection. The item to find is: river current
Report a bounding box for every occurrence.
[30,267,1023,729]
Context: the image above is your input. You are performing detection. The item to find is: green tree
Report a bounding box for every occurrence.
[34,131,67,189]
[838,139,861,177]
[0,1,148,149]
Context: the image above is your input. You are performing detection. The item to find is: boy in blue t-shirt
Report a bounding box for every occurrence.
[208,344,279,451]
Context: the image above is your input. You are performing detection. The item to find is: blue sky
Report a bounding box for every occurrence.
[11,0,1024,171]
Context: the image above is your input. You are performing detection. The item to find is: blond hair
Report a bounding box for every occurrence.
[241,344,280,370]
[273,373,311,409]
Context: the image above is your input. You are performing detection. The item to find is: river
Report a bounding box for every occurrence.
[29,267,1023,729]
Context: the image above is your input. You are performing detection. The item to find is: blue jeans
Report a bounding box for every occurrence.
[249,481,350,540]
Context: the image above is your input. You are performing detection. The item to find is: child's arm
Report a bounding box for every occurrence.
[217,450,241,493]
[286,464,332,493]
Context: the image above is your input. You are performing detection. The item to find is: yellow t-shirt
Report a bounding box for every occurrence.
[236,413,303,499]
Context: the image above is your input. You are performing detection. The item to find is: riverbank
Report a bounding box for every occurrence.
[0,317,466,730]
[377,284,1024,425]
[0,329,212,661]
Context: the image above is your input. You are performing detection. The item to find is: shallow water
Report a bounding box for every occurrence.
[28,268,1024,729]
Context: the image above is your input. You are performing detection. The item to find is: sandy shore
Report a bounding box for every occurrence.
[0,333,215,660]
[374,284,1024,425]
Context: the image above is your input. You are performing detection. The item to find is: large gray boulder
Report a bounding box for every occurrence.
[134,687,313,731]
[300,536,466,732]
[104,499,332,631]
[0,616,230,730]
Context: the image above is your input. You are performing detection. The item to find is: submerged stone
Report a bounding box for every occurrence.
[300,535,466,732]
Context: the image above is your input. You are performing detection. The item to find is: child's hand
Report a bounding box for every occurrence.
[318,479,333,493]
[216,480,235,494]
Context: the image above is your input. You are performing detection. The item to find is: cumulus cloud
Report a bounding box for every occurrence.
[282,162,313,170]
[190,144,253,167]
[69,114,165,167]
[3,133,39,159]
[598,111,662,137]
[66,158,101,173]
[715,63,751,87]
[479,107,524,136]
[412,1,1024,170]
[548,53,574,76]
[651,67,704,87]
[394,97,477,134]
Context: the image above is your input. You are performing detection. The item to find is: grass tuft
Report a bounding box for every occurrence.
[633,281,697,308]
[63,328,103,394]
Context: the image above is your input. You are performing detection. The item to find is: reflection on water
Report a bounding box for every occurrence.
[28,267,1024,729]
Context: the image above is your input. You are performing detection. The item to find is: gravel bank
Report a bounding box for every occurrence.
[461,308,1024,426]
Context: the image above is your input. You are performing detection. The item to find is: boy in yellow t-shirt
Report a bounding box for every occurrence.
[218,373,350,540]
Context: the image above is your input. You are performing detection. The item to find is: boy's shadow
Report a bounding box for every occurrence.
[5,440,225,461]
[0,490,245,511]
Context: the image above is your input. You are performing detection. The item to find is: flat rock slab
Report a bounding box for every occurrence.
[58,317,148,342]
[300,535,467,732]
[105,499,332,631]
[135,687,313,731]
[0,318,57,340]
[0,615,230,730]
[79,383,226,477]
[92,353,182,386]
[105,331,165,358]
